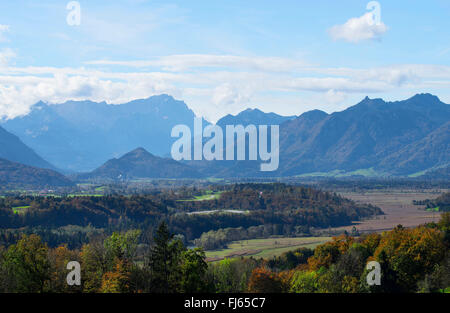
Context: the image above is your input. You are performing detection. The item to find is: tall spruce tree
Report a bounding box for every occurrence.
[149,221,184,293]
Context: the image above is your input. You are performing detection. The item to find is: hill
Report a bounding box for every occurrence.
[79,147,200,180]
[0,158,73,187]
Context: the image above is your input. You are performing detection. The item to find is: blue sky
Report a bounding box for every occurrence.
[0,0,449,121]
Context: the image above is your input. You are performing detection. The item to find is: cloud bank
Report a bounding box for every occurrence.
[1,54,450,122]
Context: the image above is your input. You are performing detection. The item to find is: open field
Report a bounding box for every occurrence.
[296,167,385,178]
[12,206,30,214]
[187,209,249,215]
[205,237,331,262]
[177,190,223,202]
[67,194,103,197]
[330,189,448,234]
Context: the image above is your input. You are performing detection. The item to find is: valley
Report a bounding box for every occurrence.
[199,186,448,262]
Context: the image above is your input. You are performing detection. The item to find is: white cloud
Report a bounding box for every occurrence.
[211,83,251,113]
[0,24,10,42]
[324,89,348,105]
[329,12,388,43]
[0,48,15,67]
[1,53,450,122]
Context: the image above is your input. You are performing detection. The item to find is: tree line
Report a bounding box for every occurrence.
[1,213,449,293]
[0,184,382,247]
[413,192,450,212]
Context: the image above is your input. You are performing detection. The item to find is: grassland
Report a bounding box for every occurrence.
[205,237,331,262]
[94,186,106,192]
[426,206,440,212]
[67,194,103,197]
[178,190,223,202]
[12,206,30,214]
[296,167,388,178]
[187,209,249,215]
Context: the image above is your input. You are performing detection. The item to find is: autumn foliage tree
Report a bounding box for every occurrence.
[247,267,285,293]
[48,245,81,293]
[373,225,445,291]
[100,260,130,293]
[307,235,354,270]
[0,234,50,292]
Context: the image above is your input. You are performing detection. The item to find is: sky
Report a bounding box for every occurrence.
[0,0,449,122]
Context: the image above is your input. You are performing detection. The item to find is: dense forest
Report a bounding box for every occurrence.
[0,184,382,249]
[0,213,448,293]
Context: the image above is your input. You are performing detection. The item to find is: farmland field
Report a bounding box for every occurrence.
[12,206,30,214]
[178,190,223,202]
[330,189,447,233]
[205,237,331,262]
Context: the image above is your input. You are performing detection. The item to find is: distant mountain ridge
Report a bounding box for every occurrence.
[0,125,55,170]
[278,93,450,176]
[2,93,449,179]
[217,108,295,126]
[189,93,450,178]
[1,95,198,171]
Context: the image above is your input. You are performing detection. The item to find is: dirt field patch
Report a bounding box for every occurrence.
[330,189,447,234]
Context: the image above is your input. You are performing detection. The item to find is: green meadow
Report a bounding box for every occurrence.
[12,206,30,214]
[178,190,223,202]
[205,237,332,262]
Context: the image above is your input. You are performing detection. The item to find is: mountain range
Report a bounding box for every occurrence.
[0,93,449,183]
[275,94,450,177]
[1,95,198,171]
